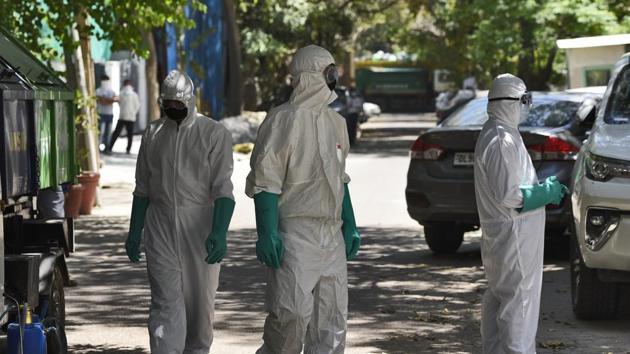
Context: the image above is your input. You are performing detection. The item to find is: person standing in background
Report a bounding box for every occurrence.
[107,79,140,154]
[96,74,117,152]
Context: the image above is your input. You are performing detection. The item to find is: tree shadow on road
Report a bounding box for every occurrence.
[71,345,147,354]
[66,216,151,333]
[346,227,485,353]
[68,217,630,354]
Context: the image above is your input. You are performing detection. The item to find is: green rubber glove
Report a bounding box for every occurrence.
[253,192,284,269]
[519,176,568,213]
[205,198,236,264]
[342,183,361,260]
[126,196,149,263]
[546,176,569,205]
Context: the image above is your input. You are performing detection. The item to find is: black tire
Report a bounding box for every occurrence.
[570,230,619,319]
[47,265,66,327]
[423,222,464,254]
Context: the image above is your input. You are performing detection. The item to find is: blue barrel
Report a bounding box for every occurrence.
[7,319,47,354]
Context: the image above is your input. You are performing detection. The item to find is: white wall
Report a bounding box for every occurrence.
[566,46,626,88]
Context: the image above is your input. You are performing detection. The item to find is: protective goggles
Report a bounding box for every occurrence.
[488,91,532,107]
[158,97,187,110]
[324,64,339,85]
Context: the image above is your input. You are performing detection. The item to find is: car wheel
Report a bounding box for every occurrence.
[570,230,619,319]
[423,222,464,254]
[47,265,66,326]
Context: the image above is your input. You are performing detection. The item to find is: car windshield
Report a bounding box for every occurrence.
[442,96,581,128]
[605,67,630,124]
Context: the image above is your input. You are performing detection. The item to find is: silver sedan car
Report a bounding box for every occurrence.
[406,91,602,253]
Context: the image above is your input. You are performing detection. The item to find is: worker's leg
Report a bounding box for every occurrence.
[125,121,135,153]
[304,240,347,354]
[107,120,124,152]
[146,251,186,354]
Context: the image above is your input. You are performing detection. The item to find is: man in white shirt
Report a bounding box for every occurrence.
[95,75,117,151]
[107,79,140,154]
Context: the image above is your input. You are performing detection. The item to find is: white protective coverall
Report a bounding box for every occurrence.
[134,70,234,354]
[245,45,351,353]
[473,74,544,354]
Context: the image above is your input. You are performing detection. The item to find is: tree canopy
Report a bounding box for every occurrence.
[236,0,630,107]
[0,0,205,62]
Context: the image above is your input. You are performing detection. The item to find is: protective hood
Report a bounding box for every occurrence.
[160,70,197,123]
[487,74,527,129]
[288,45,337,109]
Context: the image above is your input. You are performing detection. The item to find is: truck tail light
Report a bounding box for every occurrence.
[528,137,579,161]
[410,138,444,160]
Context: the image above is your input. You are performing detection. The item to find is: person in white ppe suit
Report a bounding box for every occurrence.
[125,70,236,354]
[246,45,361,353]
[474,74,567,354]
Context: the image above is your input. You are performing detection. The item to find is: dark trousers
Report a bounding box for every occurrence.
[99,114,113,148]
[108,120,135,152]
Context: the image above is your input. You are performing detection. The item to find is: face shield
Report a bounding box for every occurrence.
[323,64,339,91]
[159,70,195,123]
[488,90,532,123]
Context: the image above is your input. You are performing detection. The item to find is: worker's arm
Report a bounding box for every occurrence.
[126,129,152,263]
[341,183,360,260]
[253,191,283,268]
[126,196,149,263]
[246,114,294,268]
[519,176,568,213]
[205,127,236,264]
[482,139,524,210]
[205,197,236,264]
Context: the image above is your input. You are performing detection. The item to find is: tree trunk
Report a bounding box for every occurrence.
[224,0,243,117]
[341,50,354,87]
[517,18,536,87]
[143,30,161,121]
[71,22,99,175]
[63,45,78,90]
[537,46,558,90]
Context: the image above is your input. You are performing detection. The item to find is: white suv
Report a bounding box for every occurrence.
[570,54,630,319]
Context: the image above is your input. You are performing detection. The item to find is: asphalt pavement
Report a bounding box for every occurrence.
[64,113,630,353]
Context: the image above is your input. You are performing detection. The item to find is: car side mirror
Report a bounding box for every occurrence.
[577,98,598,127]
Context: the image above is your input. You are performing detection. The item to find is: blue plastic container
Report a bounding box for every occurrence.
[7,317,47,354]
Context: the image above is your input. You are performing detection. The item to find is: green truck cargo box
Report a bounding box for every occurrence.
[355,67,433,112]
[0,27,76,189]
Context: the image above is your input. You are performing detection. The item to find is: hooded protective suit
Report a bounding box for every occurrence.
[134,70,234,354]
[246,45,351,353]
[473,74,544,354]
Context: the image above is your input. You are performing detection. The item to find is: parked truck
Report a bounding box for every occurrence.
[355,66,434,113]
[0,27,76,351]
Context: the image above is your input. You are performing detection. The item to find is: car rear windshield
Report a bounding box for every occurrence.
[442,96,581,128]
[605,67,630,124]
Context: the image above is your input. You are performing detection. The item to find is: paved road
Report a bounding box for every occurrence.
[65,114,630,353]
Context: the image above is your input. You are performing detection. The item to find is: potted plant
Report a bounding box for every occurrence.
[74,91,101,215]
[64,182,84,219]
[78,171,99,215]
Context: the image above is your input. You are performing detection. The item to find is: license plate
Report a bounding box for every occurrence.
[453,152,474,166]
